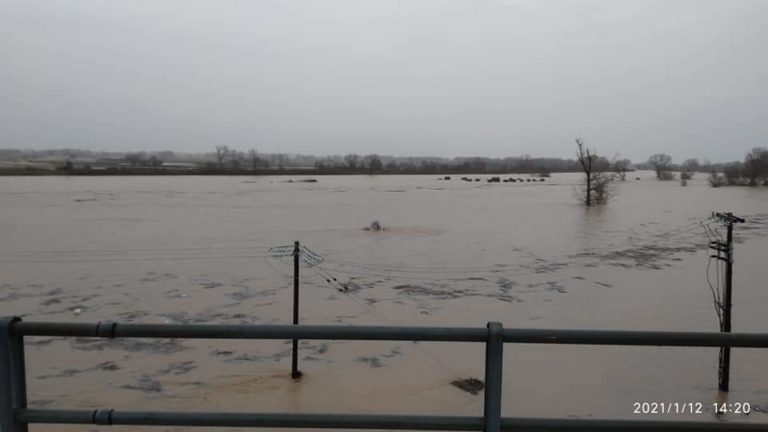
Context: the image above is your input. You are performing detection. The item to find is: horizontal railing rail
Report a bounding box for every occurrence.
[3,317,768,432]
[12,321,768,346]
[15,410,768,431]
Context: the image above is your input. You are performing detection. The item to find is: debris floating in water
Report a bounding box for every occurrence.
[363,220,386,231]
[450,378,485,395]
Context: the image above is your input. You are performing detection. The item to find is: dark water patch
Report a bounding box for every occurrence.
[330,314,362,323]
[546,282,567,293]
[342,281,362,293]
[0,290,43,302]
[70,338,188,354]
[161,311,253,325]
[392,284,474,300]
[523,281,566,294]
[164,288,190,299]
[381,346,402,358]
[38,361,120,379]
[27,337,57,347]
[529,261,571,274]
[489,294,523,303]
[573,243,701,270]
[141,272,178,282]
[740,214,768,235]
[220,343,329,364]
[38,368,80,379]
[228,287,278,301]
[39,298,62,306]
[117,310,152,321]
[227,353,262,362]
[496,278,519,291]
[451,378,484,395]
[211,349,234,357]
[157,361,196,376]
[356,356,383,368]
[123,375,163,393]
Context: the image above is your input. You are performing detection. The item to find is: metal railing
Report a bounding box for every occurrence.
[3,317,768,431]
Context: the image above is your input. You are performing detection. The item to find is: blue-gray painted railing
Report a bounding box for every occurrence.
[3,317,768,431]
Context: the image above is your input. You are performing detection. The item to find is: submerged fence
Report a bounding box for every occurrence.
[3,317,768,431]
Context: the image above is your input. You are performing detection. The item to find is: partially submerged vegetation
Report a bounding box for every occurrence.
[707,148,768,187]
[575,138,613,206]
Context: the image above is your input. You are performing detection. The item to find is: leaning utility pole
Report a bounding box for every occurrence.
[710,212,745,392]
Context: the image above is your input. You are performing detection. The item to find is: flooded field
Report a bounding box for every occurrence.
[2,172,768,430]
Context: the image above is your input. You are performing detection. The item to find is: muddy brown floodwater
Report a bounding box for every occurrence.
[1,172,768,431]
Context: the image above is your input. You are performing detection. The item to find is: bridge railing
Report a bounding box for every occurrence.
[3,317,768,431]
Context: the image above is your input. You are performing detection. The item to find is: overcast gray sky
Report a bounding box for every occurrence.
[1,0,766,162]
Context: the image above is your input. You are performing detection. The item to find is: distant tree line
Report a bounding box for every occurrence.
[2,146,767,187]
[630,148,768,188]
[707,148,768,187]
[312,153,587,175]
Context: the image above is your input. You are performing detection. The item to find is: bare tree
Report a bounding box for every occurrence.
[230,150,245,170]
[613,158,631,181]
[215,145,230,170]
[248,149,264,172]
[344,153,359,170]
[576,138,613,206]
[648,153,674,180]
[680,158,698,181]
[364,154,383,174]
[745,147,768,186]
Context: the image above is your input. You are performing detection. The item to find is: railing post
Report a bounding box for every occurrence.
[483,322,503,432]
[1,316,27,432]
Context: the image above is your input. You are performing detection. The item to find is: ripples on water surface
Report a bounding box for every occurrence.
[1,172,768,429]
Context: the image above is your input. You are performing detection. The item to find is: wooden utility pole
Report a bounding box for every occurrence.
[291,240,302,379]
[711,212,744,392]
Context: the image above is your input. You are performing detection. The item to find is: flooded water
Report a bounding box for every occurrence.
[2,172,768,430]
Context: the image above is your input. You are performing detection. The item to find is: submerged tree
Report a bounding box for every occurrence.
[613,158,631,181]
[648,153,674,180]
[745,147,768,186]
[680,158,698,181]
[708,171,727,188]
[576,138,613,206]
[215,145,230,170]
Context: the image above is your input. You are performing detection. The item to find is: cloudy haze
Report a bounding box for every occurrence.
[1,0,766,162]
